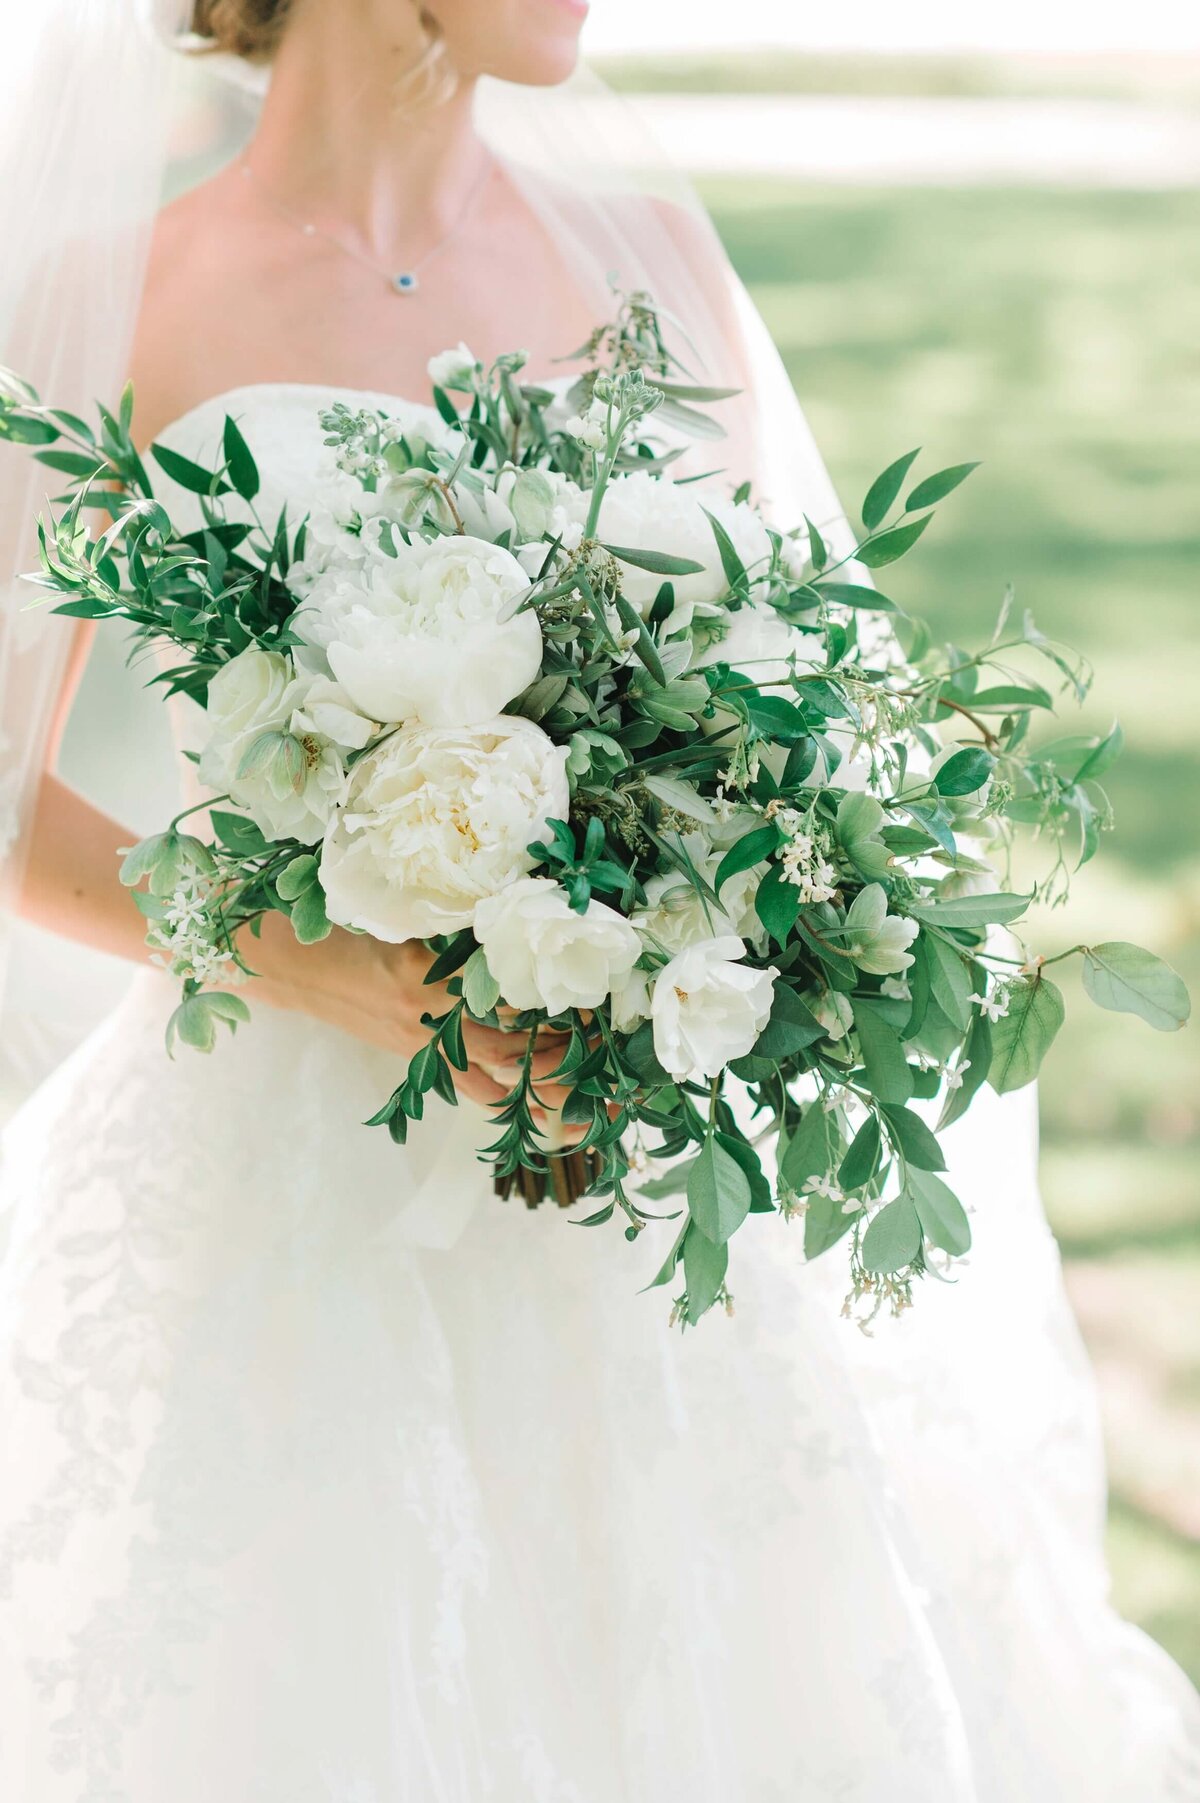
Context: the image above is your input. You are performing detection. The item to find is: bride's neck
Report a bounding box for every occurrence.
[246,8,485,255]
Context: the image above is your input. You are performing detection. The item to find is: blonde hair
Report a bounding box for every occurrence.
[190,0,292,62]
[189,1,457,104]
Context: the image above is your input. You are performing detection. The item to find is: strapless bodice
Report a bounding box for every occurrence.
[153,381,454,529]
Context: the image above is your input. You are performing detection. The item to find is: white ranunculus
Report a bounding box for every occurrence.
[294,532,542,728]
[595,472,772,616]
[427,342,478,390]
[474,876,641,1017]
[319,716,570,942]
[650,935,778,1083]
[198,649,374,844]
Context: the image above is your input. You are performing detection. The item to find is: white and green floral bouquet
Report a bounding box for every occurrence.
[1,295,1189,1325]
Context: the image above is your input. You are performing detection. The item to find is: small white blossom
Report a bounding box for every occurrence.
[148,875,238,988]
[427,342,478,391]
[565,412,607,452]
[880,975,912,1001]
[969,986,1011,1023]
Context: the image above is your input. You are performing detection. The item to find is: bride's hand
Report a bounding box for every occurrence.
[249,911,576,1120]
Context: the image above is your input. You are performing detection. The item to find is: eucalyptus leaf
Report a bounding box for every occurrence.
[683,1223,729,1323]
[462,947,502,1018]
[860,1194,922,1274]
[988,975,1065,1093]
[908,1170,972,1255]
[1081,943,1190,1032]
[687,1134,752,1246]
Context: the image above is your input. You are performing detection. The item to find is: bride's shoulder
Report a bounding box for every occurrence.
[128,166,256,445]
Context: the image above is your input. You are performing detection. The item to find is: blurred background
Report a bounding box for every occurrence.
[60,0,1199,1678]
[584,0,1200,1679]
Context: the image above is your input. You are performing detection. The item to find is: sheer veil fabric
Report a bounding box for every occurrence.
[1,6,1199,1801]
[0,0,848,1098]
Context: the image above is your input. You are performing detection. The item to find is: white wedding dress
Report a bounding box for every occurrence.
[1,383,1197,1803]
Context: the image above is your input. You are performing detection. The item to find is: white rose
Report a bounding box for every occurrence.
[427,342,478,391]
[595,472,772,616]
[474,876,640,1016]
[319,715,569,942]
[650,935,778,1083]
[198,649,373,844]
[295,532,542,728]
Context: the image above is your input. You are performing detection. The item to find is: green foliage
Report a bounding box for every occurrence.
[988,974,1065,1093]
[0,276,1187,1330]
[1081,943,1190,1032]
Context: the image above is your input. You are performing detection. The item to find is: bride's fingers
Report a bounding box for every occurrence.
[461,1023,569,1076]
[454,1065,511,1111]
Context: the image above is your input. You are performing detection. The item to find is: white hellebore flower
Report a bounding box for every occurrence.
[320,716,569,942]
[843,883,920,976]
[198,648,374,845]
[693,599,812,688]
[595,472,772,615]
[650,935,778,1083]
[295,533,542,728]
[474,877,641,1017]
[427,341,478,391]
[633,833,768,957]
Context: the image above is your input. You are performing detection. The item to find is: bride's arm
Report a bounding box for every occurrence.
[15,643,561,1112]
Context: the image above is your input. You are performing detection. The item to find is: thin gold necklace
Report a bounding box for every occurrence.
[239,153,494,297]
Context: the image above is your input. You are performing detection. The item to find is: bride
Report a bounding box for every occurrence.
[1,3,1197,1798]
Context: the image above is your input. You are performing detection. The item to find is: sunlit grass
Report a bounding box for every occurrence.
[705,175,1200,1676]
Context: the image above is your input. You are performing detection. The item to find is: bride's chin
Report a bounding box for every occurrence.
[440,0,587,86]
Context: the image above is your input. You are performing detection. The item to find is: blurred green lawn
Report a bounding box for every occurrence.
[701,174,1199,1675]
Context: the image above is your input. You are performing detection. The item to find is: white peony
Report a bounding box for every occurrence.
[294,533,542,728]
[198,648,374,844]
[650,935,778,1083]
[427,342,478,390]
[319,716,569,942]
[474,876,641,1017]
[595,472,772,616]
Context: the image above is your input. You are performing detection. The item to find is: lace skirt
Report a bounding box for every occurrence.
[0,968,1197,1802]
